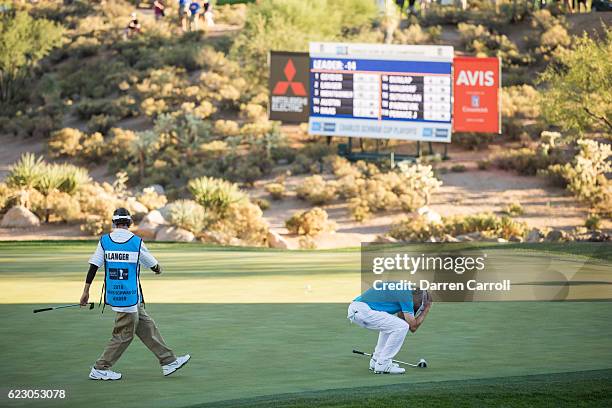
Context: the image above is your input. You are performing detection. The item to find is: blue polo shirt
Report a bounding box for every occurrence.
[354,287,414,316]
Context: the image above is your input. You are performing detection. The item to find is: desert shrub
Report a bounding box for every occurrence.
[214,119,240,137]
[526,10,570,61]
[390,212,528,241]
[394,24,441,44]
[188,176,246,216]
[495,133,565,175]
[5,153,45,190]
[451,164,467,173]
[231,0,378,86]
[585,214,601,230]
[477,159,492,170]
[265,182,285,200]
[0,12,63,108]
[0,183,15,213]
[215,4,247,26]
[45,191,82,223]
[137,188,168,211]
[76,182,117,223]
[298,235,317,249]
[285,207,336,236]
[457,23,525,66]
[296,175,337,205]
[140,98,168,117]
[81,132,107,162]
[49,128,84,157]
[501,85,540,120]
[453,133,497,150]
[80,215,110,235]
[86,114,116,134]
[539,28,612,134]
[542,139,611,211]
[210,200,269,246]
[254,198,270,211]
[502,202,524,216]
[166,200,209,234]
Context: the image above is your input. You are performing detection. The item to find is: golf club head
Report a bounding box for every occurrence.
[417,358,428,368]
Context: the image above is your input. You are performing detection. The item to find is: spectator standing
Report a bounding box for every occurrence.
[154,0,166,20]
[188,1,201,31]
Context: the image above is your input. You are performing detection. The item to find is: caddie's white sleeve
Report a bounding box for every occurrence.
[88,241,104,267]
[139,242,158,269]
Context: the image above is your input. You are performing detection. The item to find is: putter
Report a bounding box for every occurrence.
[352,349,428,368]
[33,303,94,313]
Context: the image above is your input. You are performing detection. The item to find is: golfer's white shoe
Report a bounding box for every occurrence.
[162,354,191,376]
[89,367,122,380]
[369,358,400,371]
[374,360,405,374]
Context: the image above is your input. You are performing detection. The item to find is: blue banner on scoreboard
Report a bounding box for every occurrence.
[308,42,454,143]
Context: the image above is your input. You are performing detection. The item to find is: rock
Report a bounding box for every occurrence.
[509,235,524,242]
[425,236,437,243]
[229,237,244,247]
[545,229,566,242]
[1,206,40,228]
[141,210,166,226]
[125,197,148,222]
[526,228,544,243]
[442,234,459,243]
[201,231,226,244]
[155,226,195,242]
[455,234,474,242]
[417,206,442,224]
[496,237,508,243]
[144,184,165,195]
[586,230,610,242]
[268,231,290,249]
[136,210,167,239]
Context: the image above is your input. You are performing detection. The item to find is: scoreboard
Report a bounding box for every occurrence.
[308,42,454,143]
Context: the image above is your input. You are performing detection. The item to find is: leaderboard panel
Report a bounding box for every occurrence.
[308,42,454,143]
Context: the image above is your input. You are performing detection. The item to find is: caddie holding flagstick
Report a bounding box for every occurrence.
[80,208,190,380]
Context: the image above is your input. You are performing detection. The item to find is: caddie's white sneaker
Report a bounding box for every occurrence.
[89,367,122,380]
[162,354,191,376]
[374,361,405,374]
[369,358,400,371]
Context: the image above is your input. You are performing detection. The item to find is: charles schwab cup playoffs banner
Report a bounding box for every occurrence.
[453,56,501,133]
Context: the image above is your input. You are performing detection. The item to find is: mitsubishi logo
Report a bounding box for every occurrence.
[272,59,307,96]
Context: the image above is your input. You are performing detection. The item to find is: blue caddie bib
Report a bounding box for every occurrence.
[100,234,142,307]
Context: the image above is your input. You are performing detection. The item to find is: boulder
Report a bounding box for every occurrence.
[201,230,226,244]
[545,229,566,242]
[268,231,290,249]
[125,197,149,222]
[136,210,167,239]
[455,234,474,242]
[144,184,165,195]
[1,206,40,228]
[155,226,195,242]
[417,206,442,224]
[141,210,166,226]
[442,234,459,243]
[526,228,544,243]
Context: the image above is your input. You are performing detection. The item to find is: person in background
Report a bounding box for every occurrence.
[203,0,215,27]
[188,0,201,31]
[178,0,189,30]
[125,12,141,39]
[154,0,166,20]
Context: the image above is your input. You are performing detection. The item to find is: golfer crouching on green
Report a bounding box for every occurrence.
[79,208,190,380]
[348,286,431,374]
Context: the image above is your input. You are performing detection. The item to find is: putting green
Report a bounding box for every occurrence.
[0,242,611,407]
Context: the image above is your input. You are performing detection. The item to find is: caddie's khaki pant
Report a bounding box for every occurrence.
[94,305,176,370]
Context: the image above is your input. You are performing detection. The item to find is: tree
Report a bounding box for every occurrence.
[0,11,63,104]
[538,28,612,134]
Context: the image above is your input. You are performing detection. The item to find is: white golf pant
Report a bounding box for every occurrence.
[347,301,409,367]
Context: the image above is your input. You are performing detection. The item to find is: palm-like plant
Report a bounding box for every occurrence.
[188,176,245,217]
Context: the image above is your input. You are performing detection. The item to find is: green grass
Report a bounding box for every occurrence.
[0,242,611,407]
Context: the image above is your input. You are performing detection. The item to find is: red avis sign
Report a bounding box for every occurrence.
[453,57,501,133]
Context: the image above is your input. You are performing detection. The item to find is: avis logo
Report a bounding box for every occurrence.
[273,59,307,96]
[456,70,495,87]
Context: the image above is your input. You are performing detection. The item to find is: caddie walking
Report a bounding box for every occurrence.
[80,208,190,380]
